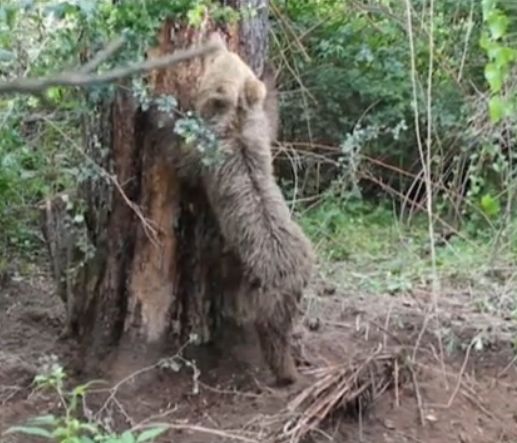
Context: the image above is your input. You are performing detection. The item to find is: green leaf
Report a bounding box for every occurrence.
[135,426,168,443]
[4,425,54,438]
[52,426,68,438]
[73,213,85,224]
[479,32,491,51]
[78,423,99,433]
[72,379,106,397]
[77,0,96,17]
[46,87,63,102]
[482,0,496,18]
[44,2,77,19]
[19,0,35,11]
[27,415,58,425]
[0,48,14,61]
[488,96,505,123]
[486,45,516,66]
[3,5,17,29]
[487,10,509,40]
[186,4,205,27]
[480,194,501,217]
[484,63,503,92]
[120,430,136,443]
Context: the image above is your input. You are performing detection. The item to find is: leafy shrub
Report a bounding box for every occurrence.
[271,0,517,228]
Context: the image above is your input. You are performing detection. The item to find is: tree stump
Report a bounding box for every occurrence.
[41,0,275,378]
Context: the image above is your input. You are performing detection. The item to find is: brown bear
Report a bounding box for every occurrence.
[194,33,315,385]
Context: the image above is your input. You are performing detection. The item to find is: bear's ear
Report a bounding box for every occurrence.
[201,33,227,69]
[206,32,227,52]
[242,78,267,109]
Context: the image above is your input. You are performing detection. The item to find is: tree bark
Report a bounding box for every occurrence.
[41,0,272,376]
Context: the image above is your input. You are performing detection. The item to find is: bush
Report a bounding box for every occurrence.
[271,0,517,229]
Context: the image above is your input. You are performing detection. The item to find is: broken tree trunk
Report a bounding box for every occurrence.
[41,0,274,376]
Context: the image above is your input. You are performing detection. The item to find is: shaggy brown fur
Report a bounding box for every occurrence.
[151,38,278,184]
[195,34,314,385]
[262,62,279,143]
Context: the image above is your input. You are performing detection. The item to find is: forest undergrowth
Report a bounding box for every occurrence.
[2,0,517,442]
[301,195,517,319]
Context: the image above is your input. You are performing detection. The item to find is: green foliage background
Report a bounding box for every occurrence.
[2,1,517,441]
[0,0,516,273]
[273,0,516,220]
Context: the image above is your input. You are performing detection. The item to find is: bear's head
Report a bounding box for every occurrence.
[195,33,267,129]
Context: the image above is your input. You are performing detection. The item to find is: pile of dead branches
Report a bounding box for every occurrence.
[279,345,407,443]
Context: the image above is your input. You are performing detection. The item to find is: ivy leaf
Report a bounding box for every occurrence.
[484,63,503,93]
[488,96,505,123]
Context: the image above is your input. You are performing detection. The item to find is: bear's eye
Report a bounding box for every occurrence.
[211,98,228,112]
[200,98,231,121]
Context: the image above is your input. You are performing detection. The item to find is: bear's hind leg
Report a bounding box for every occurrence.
[254,293,299,386]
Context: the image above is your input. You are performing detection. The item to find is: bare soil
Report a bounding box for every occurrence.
[1,263,517,443]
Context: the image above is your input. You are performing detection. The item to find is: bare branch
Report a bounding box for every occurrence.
[79,36,126,74]
[0,41,220,96]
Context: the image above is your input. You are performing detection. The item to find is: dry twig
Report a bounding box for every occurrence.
[79,36,126,74]
[280,347,405,443]
[409,363,425,427]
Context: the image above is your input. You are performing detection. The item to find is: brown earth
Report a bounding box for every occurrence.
[1,262,517,443]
